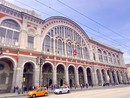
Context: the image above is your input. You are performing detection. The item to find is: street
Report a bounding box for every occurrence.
[7,86,130,98]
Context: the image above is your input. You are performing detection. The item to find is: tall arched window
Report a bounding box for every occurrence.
[67,42,72,56]
[108,53,112,63]
[76,45,81,58]
[83,47,89,59]
[113,54,116,64]
[98,49,103,62]
[103,51,108,63]
[57,39,62,55]
[43,35,50,52]
[0,19,20,45]
[116,55,120,65]
[42,25,89,58]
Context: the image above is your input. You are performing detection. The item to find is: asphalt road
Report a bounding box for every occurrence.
[7,86,130,98]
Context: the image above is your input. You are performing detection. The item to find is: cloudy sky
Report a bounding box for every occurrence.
[5,0,130,64]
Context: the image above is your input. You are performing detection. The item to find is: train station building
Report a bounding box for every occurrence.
[0,0,129,93]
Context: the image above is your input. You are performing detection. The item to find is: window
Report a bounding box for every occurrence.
[57,39,62,55]
[2,19,20,30]
[98,49,103,62]
[103,51,108,63]
[117,55,120,65]
[28,36,34,48]
[83,47,89,59]
[43,35,50,52]
[113,54,116,64]
[0,19,20,45]
[42,25,89,58]
[67,42,72,56]
[108,53,112,63]
[76,45,81,58]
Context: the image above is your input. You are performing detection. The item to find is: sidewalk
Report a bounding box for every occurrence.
[0,84,129,98]
[0,93,27,98]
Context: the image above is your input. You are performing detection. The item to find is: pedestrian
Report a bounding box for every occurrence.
[15,86,19,93]
[80,84,83,89]
[86,83,88,88]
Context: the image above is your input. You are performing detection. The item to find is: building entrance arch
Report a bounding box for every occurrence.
[57,64,65,86]
[68,66,75,87]
[78,67,84,85]
[101,69,106,83]
[86,68,92,86]
[96,69,102,86]
[23,62,34,90]
[42,63,53,86]
[0,58,14,93]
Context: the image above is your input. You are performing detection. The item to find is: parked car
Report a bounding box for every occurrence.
[54,86,70,94]
[28,87,48,98]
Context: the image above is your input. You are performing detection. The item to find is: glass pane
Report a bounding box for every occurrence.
[0,27,6,37]
[13,31,19,40]
[28,36,34,43]
[1,19,20,30]
[6,30,13,38]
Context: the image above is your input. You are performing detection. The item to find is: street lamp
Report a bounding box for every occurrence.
[36,54,46,87]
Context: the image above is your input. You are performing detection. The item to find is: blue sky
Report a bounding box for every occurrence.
[6,0,130,64]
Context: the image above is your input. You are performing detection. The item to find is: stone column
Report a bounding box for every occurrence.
[95,47,99,62]
[53,66,57,85]
[11,67,17,92]
[15,67,24,89]
[75,68,79,87]
[99,70,104,86]
[105,70,109,83]
[114,71,119,84]
[118,72,123,84]
[35,35,41,51]
[65,67,69,85]
[89,46,94,61]
[19,30,27,49]
[122,72,127,83]
[83,68,88,84]
[33,68,39,87]
[53,38,56,55]
[110,71,114,84]
[92,67,98,86]
[64,40,67,56]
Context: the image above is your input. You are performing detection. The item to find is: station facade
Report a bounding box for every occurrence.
[0,0,129,93]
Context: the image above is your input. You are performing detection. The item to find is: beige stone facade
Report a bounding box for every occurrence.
[126,64,130,80]
[0,0,129,93]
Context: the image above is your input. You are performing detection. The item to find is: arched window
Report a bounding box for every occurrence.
[98,49,103,62]
[113,54,116,64]
[0,19,20,45]
[43,25,88,58]
[43,35,50,52]
[83,47,89,59]
[76,45,81,58]
[116,55,120,65]
[67,42,72,56]
[108,53,112,63]
[103,51,108,63]
[57,39,62,55]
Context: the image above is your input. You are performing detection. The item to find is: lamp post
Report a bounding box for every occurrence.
[0,48,2,55]
[36,54,46,87]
